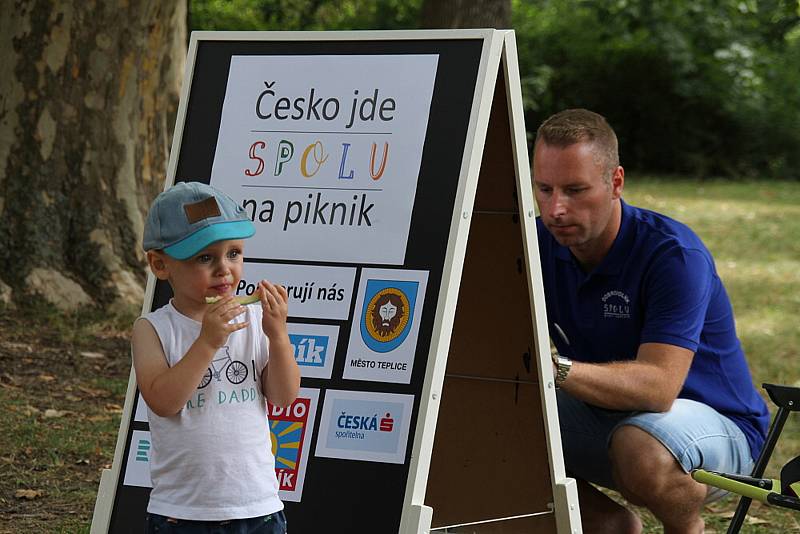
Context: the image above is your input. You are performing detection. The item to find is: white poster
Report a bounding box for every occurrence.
[343,268,428,384]
[287,323,339,380]
[210,54,439,265]
[240,262,356,320]
[123,430,153,488]
[315,390,413,464]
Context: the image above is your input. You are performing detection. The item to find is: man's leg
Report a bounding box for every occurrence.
[556,390,643,532]
[575,478,642,534]
[610,425,706,533]
[608,399,754,534]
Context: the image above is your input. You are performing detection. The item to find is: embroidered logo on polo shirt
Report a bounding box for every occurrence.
[602,290,631,319]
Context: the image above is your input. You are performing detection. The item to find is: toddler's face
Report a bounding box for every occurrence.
[164,239,246,305]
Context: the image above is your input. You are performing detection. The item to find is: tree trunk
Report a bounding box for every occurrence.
[0,0,186,311]
[420,0,511,29]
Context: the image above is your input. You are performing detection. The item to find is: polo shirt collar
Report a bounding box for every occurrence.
[554,199,634,276]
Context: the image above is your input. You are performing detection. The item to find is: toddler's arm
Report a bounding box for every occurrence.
[132,297,249,416]
[258,280,301,408]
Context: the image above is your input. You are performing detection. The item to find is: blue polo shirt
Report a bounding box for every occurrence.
[537,200,769,460]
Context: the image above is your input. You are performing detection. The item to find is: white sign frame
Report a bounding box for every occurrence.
[92,29,579,534]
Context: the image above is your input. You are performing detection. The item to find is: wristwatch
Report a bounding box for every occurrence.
[554,355,572,388]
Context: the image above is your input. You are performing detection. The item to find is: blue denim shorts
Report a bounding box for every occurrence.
[556,390,754,500]
[145,510,287,534]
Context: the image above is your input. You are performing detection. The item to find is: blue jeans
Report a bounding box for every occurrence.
[145,511,287,534]
[556,390,754,501]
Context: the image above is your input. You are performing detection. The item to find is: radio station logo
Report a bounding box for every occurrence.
[290,334,329,368]
[267,389,319,501]
[360,279,419,353]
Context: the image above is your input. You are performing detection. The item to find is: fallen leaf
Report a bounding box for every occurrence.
[15,489,43,500]
[65,394,81,402]
[80,351,106,359]
[37,374,56,382]
[745,516,770,525]
[75,459,90,465]
[87,414,111,422]
[2,341,33,353]
[22,405,41,416]
[0,373,18,385]
[104,403,123,413]
[43,409,67,418]
[78,386,110,398]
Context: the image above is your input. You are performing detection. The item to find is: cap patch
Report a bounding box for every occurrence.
[184,197,221,223]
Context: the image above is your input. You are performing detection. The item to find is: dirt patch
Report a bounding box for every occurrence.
[0,307,133,533]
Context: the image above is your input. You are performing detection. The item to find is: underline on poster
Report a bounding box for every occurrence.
[250,129,392,135]
[242,185,383,192]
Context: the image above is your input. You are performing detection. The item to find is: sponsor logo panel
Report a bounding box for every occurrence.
[343,269,428,384]
[315,390,413,464]
[287,323,339,379]
[268,388,319,502]
[123,430,153,488]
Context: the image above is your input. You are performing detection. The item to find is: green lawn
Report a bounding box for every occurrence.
[623,178,800,533]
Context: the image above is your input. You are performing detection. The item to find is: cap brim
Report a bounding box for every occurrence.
[163,220,256,260]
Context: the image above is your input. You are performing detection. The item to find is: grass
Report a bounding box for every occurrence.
[0,179,798,533]
[0,303,135,534]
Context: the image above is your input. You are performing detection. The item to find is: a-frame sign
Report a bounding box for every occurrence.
[92,29,581,533]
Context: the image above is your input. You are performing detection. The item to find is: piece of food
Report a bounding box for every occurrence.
[205,294,261,305]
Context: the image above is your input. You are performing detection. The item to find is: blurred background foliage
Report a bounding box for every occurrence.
[189,0,800,180]
[514,0,800,180]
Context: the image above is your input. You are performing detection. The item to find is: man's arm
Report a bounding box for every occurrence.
[559,342,694,412]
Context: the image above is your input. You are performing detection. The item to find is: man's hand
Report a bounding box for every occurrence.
[198,296,248,350]
[258,280,289,340]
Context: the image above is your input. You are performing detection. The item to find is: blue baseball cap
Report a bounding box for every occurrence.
[143,182,255,260]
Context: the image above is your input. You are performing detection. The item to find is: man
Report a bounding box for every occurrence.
[532,109,769,533]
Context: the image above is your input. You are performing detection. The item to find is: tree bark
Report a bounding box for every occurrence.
[0,0,186,310]
[420,0,511,29]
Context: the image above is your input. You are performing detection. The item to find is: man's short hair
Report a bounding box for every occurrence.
[535,109,620,182]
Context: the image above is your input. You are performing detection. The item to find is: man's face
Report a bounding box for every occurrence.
[532,141,623,252]
[379,301,397,325]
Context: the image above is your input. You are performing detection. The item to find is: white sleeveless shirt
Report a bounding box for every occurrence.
[142,301,282,520]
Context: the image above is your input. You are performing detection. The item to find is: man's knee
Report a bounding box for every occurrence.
[609,425,682,502]
[610,425,708,511]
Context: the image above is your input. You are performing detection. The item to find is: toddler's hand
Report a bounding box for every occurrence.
[258,280,289,340]
[199,296,248,349]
